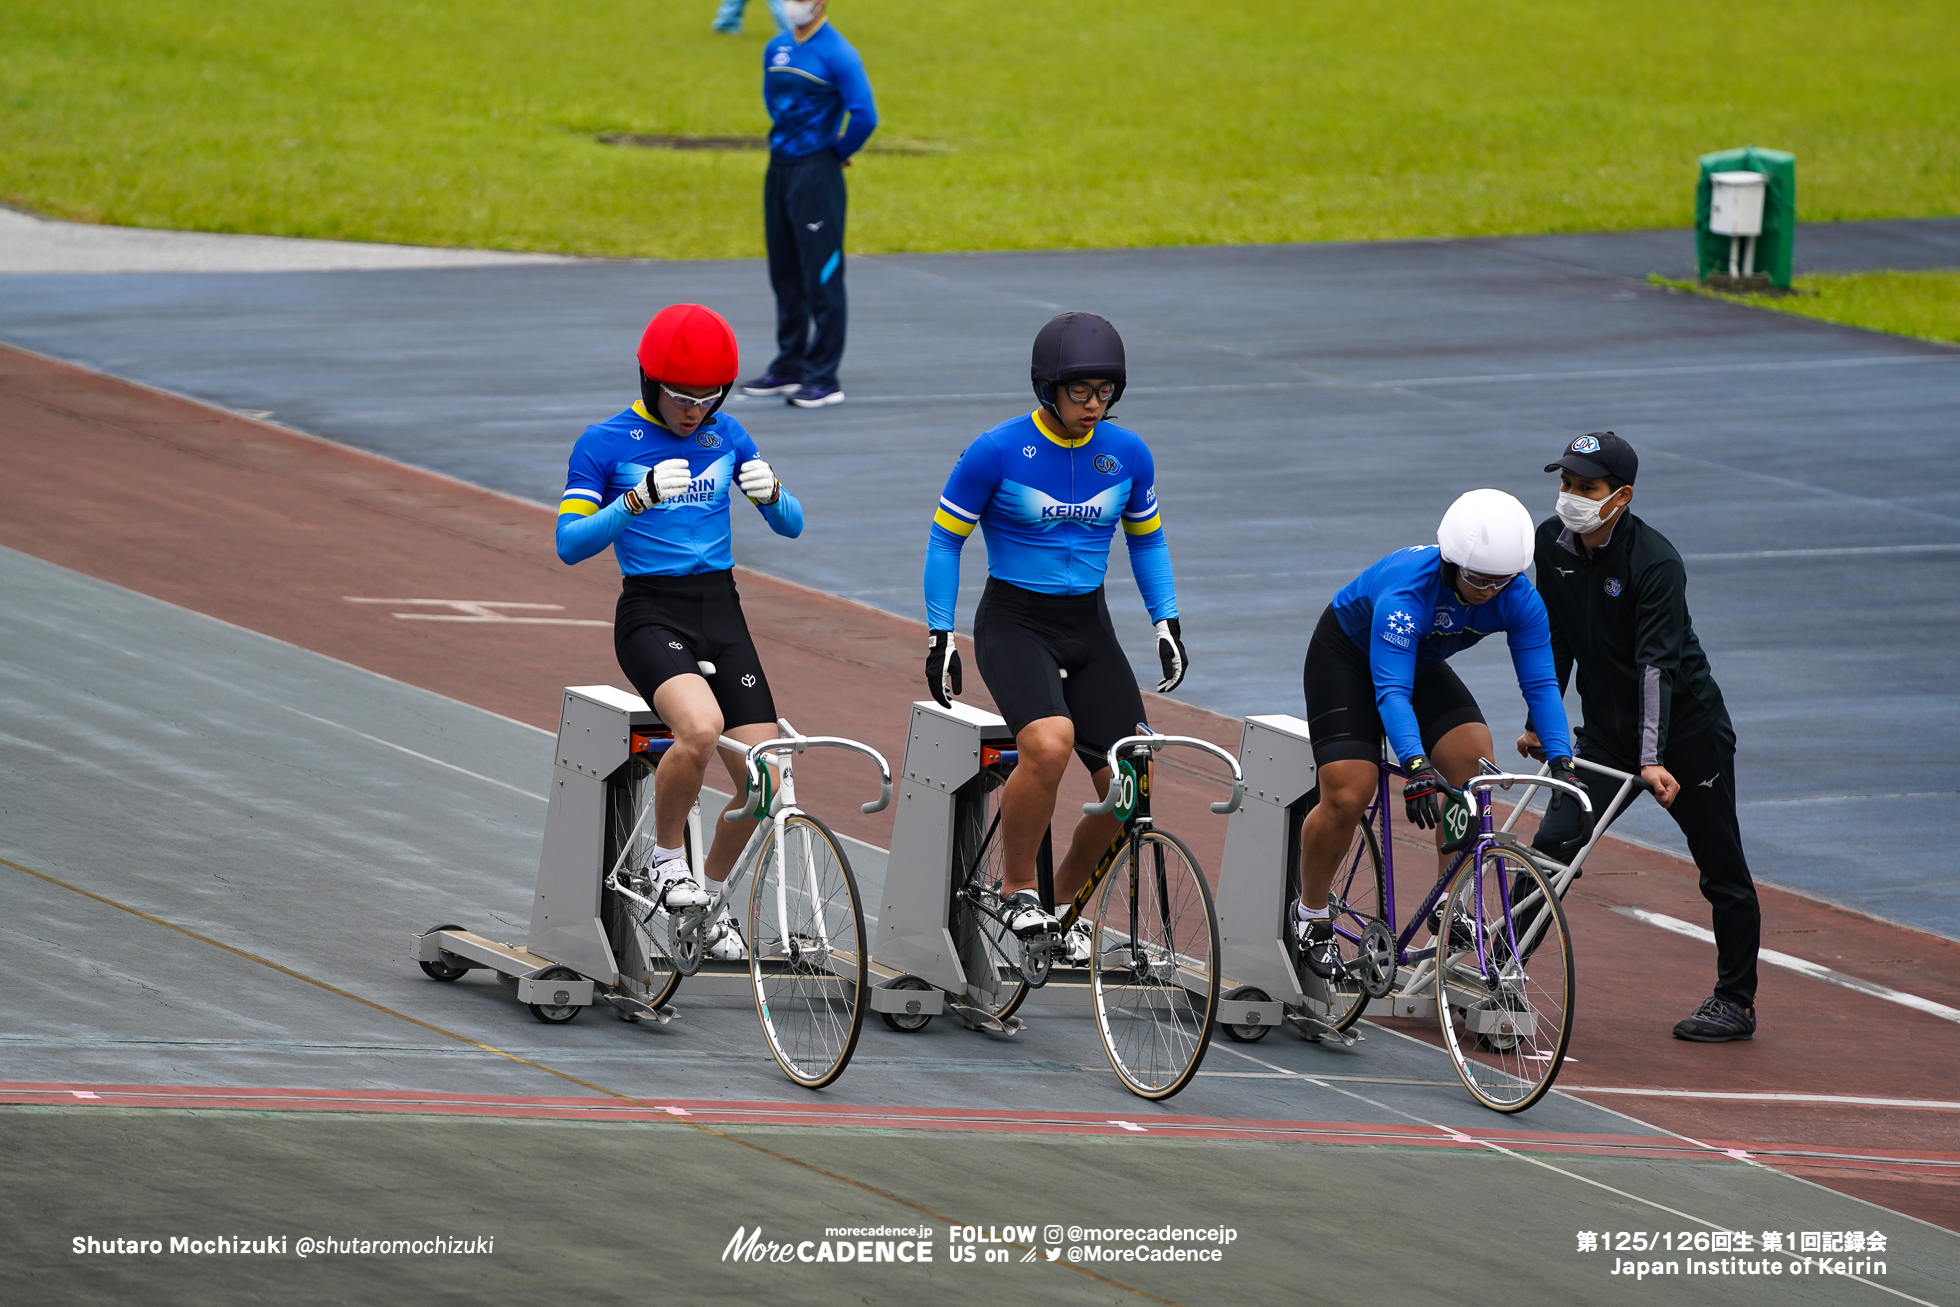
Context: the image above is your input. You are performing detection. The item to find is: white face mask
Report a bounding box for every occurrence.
[1555,489,1622,535]
[782,0,820,26]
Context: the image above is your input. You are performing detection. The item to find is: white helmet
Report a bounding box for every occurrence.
[1437,489,1534,575]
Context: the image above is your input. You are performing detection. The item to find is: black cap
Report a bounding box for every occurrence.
[1546,431,1637,484]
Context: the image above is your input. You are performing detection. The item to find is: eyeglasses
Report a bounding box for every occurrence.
[1061,381,1116,404]
[661,383,725,411]
[1459,569,1518,594]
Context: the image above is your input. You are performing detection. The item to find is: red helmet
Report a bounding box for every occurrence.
[638,304,740,387]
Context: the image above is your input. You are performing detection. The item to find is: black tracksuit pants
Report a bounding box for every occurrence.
[1534,729,1761,1009]
[763,151,847,389]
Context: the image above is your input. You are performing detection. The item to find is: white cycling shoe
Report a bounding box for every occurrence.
[1002,889,1058,939]
[654,859,712,910]
[704,906,748,961]
[1059,920,1093,967]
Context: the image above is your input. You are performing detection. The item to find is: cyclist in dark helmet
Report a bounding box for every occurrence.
[922,312,1190,961]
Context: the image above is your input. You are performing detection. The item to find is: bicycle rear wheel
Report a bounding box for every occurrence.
[1090,829,1220,1100]
[748,813,867,1089]
[948,772,1032,1022]
[606,759,682,1011]
[1315,807,1387,1032]
[1435,843,1574,1112]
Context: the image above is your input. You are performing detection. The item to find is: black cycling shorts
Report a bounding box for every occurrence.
[973,579,1147,774]
[1302,604,1484,769]
[615,570,777,730]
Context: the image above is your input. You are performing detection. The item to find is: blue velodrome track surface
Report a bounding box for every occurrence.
[1,223,1955,935]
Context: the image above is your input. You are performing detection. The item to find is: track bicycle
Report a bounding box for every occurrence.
[883,731,1244,1101]
[603,718,892,1089]
[1234,750,1591,1112]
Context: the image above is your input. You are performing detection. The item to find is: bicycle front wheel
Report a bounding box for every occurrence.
[1435,843,1574,1113]
[748,813,867,1089]
[1090,829,1220,1100]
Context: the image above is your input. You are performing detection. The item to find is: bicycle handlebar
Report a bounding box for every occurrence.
[719,718,894,822]
[1463,771,1593,812]
[1082,732,1245,817]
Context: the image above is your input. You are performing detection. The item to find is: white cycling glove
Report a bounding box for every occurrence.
[624,458,694,514]
[738,458,781,505]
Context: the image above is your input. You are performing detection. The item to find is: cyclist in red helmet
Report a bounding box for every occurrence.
[556,304,804,958]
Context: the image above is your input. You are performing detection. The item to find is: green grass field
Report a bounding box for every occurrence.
[3,1,1956,258]
[1655,270,1960,345]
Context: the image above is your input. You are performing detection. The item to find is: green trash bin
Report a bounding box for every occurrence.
[1695,146,1795,289]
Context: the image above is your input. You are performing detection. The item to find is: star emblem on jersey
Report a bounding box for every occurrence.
[1604,577,1623,596]
[742,674,757,688]
[1383,609,1419,647]
[1572,435,1601,454]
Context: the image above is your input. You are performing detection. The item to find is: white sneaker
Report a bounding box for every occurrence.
[655,858,711,910]
[1002,889,1057,938]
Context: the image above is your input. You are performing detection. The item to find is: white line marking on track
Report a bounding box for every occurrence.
[1685,542,1960,562]
[1377,352,1958,388]
[343,598,610,627]
[272,702,548,803]
[1562,1088,1960,1111]
[1612,908,1960,1024]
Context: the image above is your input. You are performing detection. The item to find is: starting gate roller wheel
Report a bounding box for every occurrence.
[879,975,937,1033]
[418,925,470,982]
[528,966,585,1024]
[1221,986,1273,1043]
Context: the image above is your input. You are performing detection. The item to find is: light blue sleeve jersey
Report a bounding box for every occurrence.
[555,403,802,576]
[763,21,877,160]
[923,410,1176,632]
[1329,545,1571,765]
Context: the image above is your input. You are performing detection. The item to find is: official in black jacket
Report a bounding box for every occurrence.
[1518,432,1761,1042]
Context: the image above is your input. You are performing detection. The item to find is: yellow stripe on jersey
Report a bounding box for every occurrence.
[1032,407,1093,449]
[933,507,978,537]
[1123,513,1162,536]
[558,498,600,517]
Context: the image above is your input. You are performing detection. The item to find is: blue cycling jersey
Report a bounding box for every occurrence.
[924,409,1175,631]
[1331,545,1572,765]
[764,21,877,161]
[556,403,802,576]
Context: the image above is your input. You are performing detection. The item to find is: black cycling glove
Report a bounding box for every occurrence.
[1548,755,1594,847]
[1403,758,1447,829]
[925,630,962,708]
[1153,618,1187,693]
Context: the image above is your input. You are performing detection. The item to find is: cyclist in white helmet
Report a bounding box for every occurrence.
[1293,490,1587,978]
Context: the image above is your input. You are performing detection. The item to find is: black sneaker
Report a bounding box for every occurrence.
[740,372,800,397]
[1672,995,1756,1042]
[1294,915,1343,979]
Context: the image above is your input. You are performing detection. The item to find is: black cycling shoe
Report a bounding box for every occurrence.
[1672,995,1756,1042]
[1294,915,1343,980]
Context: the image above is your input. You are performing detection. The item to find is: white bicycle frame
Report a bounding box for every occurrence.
[603,718,891,966]
[1494,756,1649,898]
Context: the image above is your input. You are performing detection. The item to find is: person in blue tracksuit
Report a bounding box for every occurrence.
[558,304,803,958]
[922,313,1190,949]
[1292,490,1585,977]
[739,0,876,409]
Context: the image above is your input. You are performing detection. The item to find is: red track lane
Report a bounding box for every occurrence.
[1,344,1955,1230]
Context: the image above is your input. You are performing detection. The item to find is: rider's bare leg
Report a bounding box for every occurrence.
[1297,758,1382,910]
[1000,716,1073,898]
[650,676,775,881]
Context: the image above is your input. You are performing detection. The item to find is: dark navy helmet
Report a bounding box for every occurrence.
[1030,312,1126,413]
